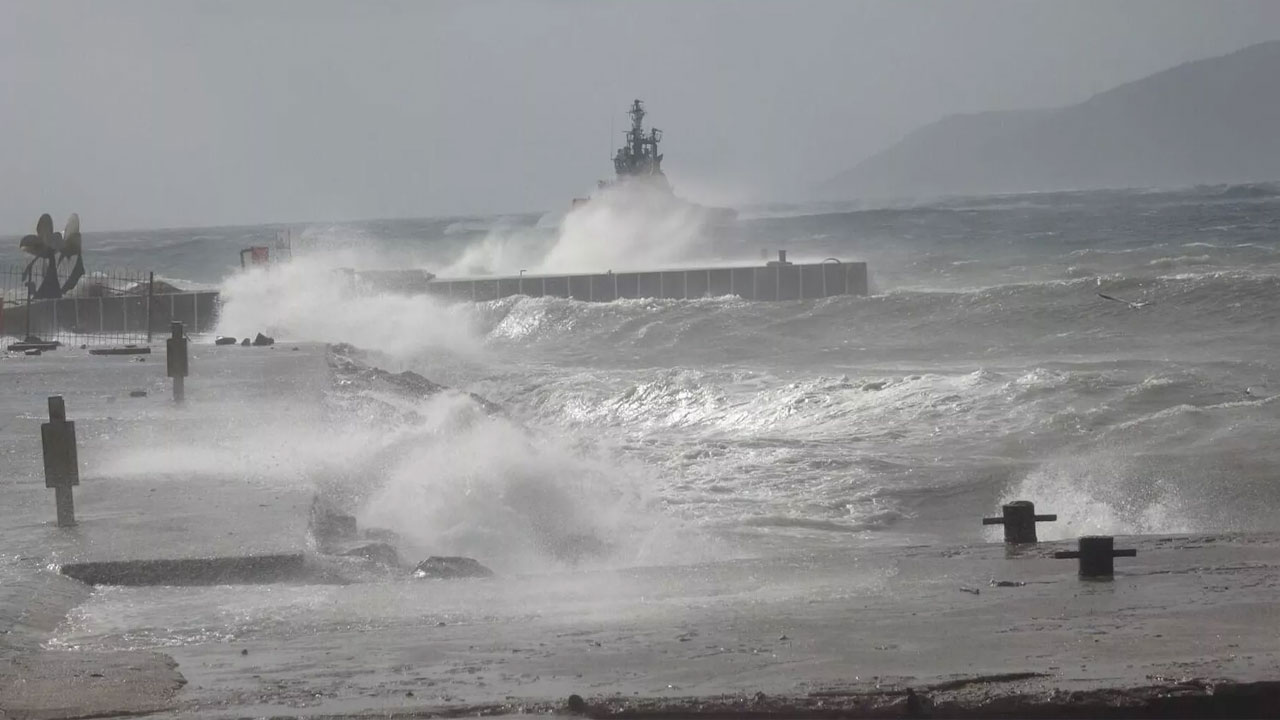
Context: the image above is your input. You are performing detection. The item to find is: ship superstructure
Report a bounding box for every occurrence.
[571,98,735,223]
[612,99,668,185]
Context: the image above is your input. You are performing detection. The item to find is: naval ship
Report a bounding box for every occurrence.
[572,99,737,223]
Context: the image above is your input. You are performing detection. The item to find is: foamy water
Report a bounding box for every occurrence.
[13,183,1280,572]
[17,182,1280,664]
[201,183,1280,564]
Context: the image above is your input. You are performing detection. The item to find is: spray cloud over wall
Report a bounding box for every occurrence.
[216,249,481,361]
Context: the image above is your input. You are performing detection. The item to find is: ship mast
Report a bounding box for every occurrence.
[614,99,664,179]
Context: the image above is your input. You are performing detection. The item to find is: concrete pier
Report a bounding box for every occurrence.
[421,259,868,303]
[5,261,867,345]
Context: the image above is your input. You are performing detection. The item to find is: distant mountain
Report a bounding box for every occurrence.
[822,41,1280,198]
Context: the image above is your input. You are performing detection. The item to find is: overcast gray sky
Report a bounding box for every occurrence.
[4,0,1280,231]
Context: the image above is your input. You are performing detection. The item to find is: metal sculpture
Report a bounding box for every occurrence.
[20,213,85,299]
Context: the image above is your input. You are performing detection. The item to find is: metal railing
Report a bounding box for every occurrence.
[1,266,218,347]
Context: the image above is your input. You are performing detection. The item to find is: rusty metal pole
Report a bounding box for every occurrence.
[146,271,154,344]
[41,395,80,527]
[166,321,189,403]
[24,283,33,341]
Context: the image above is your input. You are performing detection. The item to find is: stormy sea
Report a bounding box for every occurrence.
[11,182,1277,567]
[2,181,1276,717]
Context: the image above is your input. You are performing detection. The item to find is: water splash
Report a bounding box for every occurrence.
[215,251,481,361]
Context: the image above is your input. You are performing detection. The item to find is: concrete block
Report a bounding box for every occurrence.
[778,265,801,300]
[544,276,569,298]
[475,280,500,302]
[616,273,639,299]
[568,275,591,301]
[60,554,309,586]
[709,268,732,297]
[848,263,869,295]
[754,268,778,301]
[522,276,544,298]
[636,272,661,298]
[730,268,755,299]
[686,270,710,298]
[800,265,824,299]
[590,274,617,302]
[661,272,686,299]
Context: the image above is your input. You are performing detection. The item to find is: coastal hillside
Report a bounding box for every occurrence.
[822,40,1280,198]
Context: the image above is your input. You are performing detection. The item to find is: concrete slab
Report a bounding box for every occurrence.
[0,344,328,567]
[0,650,186,719]
[86,346,151,356]
[61,554,308,586]
[2,343,1278,718]
[52,531,1280,718]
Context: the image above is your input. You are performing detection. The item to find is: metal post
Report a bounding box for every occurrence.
[24,284,32,340]
[1054,536,1138,578]
[167,321,189,403]
[146,272,154,343]
[54,487,75,526]
[982,500,1057,544]
[41,395,79,527]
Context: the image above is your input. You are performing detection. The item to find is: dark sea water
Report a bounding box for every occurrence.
[8,183,1280,560]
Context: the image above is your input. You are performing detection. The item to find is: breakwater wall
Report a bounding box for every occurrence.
[413,260,868,303]
[3,261,867,342]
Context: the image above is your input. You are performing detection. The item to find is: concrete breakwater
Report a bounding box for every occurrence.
[355,258,870,303]
[2,260,868,340]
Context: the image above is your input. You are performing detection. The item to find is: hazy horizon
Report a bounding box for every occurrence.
[5,0,1280,232]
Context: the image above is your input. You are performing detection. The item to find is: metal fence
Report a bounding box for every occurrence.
[0,266,219,347]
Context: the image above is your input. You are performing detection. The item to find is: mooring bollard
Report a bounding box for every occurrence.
[40,396,80,527]
[982,500,1057,543]
[166,321,189,403]
[1053,535,1138,578]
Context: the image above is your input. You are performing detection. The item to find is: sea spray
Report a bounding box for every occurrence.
[538,181,718,273]
[325,356,708,572]
[997,452,1196,541]
[438,224,553,278]
[438,181,722,278]
[359,399,651,572]
[216,251,481,361]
